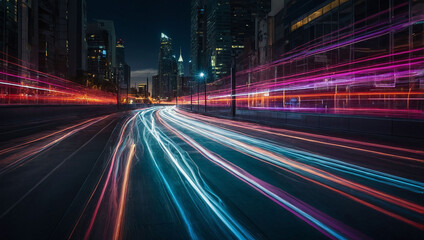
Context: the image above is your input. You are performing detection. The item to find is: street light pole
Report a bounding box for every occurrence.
[231,54,236,117]
[190,81,193,111]
[176,77,178,107]
[199,72,206,113]
[197,82,200,111]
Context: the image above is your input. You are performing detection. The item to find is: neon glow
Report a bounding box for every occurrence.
[179,7,424,119]
[0,52,116,105]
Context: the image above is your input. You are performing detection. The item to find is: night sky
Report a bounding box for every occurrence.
[88,0,191,88]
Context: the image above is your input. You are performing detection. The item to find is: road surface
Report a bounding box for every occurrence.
[0,106,423,239]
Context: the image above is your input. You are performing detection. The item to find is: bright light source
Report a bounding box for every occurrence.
[200,72,205,78]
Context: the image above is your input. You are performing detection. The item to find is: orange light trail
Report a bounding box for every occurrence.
[175,109,424,162]
[113,143,136,240]
[161,107,424,228]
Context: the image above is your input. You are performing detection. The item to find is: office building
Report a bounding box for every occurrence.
[178,48,184,77]
[116,39,130,103]
[86,20,117,91]
[236,0,283,73]
[190,0,207,76]
[198,0,271,81]
[1,0,87,80]
[0,0,19,64]
[155,33,177,99]
[138,83,148,98]
[152,74,159,98]
[233,0,424,112]
[68,0,88,81]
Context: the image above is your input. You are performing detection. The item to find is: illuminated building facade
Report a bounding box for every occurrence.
[116,39,130,103]
[181,0,424,119]
[1,0,85,104]
[0,0,19,63]
[138,83,148,99]
[152,74,159,99]
[206,0,231,82]
[86,20,117,91]
[155,33,177,99]
[178,48,184,77]
[1,0,87,79]
[0,1,117,105]
[269,0,424,109]
[190,0,207,77]
[204,0,271,81]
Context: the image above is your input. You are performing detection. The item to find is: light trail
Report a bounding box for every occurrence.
[179,8,424,119]
[113,144,136,240]
[0,116,108,155]
[159,107,424,230]
[174,108,424,161]
[0,115,110,176]
[157,108,367,240]
[0,53,116,105]
[13,106,418,239]
[143,128,199,240]
[139,107,256,240]
[84,112,139,240]
[0,116,115,219]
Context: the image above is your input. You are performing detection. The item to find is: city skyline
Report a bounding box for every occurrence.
[0,1,423,239]
[88,0,192,88]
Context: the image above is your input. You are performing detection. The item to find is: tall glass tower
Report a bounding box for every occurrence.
[178,48,184,77]
[156,33,177,99]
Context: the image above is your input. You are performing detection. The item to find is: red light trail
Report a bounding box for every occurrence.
[180,6,424,119]
[0,52,116,105]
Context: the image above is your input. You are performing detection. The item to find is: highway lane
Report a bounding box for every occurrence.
[154,107,423,239]
[81,106,423,239]
[0,106,423,239]
[0,111,130,239]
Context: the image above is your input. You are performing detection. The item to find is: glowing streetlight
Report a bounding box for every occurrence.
[198,72,207,112]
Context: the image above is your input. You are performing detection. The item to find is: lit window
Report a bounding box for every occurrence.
[323,3,332,14]
[291,0,349,32]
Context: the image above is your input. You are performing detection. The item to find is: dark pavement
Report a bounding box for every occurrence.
[0,106,423,240]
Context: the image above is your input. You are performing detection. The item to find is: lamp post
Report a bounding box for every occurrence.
[197,82,200,111]
[200,72,206,112]
[190,80,193,111]
[231,53,236,117]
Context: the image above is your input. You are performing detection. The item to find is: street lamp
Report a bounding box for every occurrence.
[199,72,206,112]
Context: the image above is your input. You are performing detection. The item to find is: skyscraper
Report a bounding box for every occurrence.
[1,0,87,80]
[190,0,207,77]
[155,33,177,99]
[68,0,88,81]
[206,0,231,82]
[152,74,159,99]
[192,0,271,81]
[0,0,19,63]
[86,20,117,90]
[116,39,131,103]
[178,48,184,77]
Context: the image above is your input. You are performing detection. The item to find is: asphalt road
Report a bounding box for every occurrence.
[0,106,423,240]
